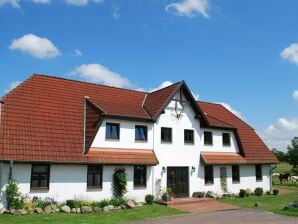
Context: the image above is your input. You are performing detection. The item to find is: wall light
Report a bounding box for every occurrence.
[191,166,196,173]
[162,166,166,174]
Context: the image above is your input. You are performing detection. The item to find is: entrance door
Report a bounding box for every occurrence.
[167,167,189,198]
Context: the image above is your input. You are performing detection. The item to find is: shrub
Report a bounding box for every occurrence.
[109,198,126,207]
[112,168,127,198]
[66,200,82,208]
[24,202,37,214]
[145,194,154,205]
[93,199,109,208]
[239,189,246,198]
[254,187,263,196]
[266,191,271,195]
[197,192,205,198]
[273,189,279,195]
[167,188,173,196]
[5,180,24,209]
[81,200,93,207]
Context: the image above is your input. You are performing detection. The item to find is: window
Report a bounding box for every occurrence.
[232,165,240,183]
[106,123,120,139]
[30,164,50,190]
[222,133,231,146]
[184,129,194,144]
[204,131,213,145]
[161,127,172,143]
[135,125,147,141]
[255,165,262,181]
[87,165,103,188]
[204,165,214,184]
[134,165,147,187]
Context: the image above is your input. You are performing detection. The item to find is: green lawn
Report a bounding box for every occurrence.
[273,162,293,174]
[219,191,298,216]
[0,204,185,224]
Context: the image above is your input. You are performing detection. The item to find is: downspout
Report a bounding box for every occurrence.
[270,164,277,193]
[8,161,13,181]
[83,97,88,154]
[152,123,155,197]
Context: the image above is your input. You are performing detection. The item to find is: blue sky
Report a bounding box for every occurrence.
[0,0,297,151]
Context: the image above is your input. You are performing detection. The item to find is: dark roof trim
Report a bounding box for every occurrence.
[101,114,153,122]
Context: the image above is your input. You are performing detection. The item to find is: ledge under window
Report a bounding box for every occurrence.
[30,187,49,193]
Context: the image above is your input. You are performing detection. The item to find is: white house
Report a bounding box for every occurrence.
[0,74,278,207]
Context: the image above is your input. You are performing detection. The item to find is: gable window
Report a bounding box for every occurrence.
[204,165,214,184]
[232,165,240,183]
[204,131,213,145]
[161,127,172,143]
[134,165,147,187]
[30,164,50,190]
[255,165,262,181]
[222,133,231,146]
[106,123,120,139]
[184,129,194,144]
[135,125,147,141]
[87,165,103,188]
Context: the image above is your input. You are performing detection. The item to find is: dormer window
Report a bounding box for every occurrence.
[222,133,231,146]
[135,125,147,141]
[161,127,172,143]
[204,131,213,145]
[106,123,120,139]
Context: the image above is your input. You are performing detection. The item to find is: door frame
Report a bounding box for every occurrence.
[166,166,189,198]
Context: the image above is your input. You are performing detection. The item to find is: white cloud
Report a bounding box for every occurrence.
[217,102,244,120]
[71,63,132,88]
[149,81,173,92]
[9,33,60,59]
[262,117,298,151]
[165,0,210,18]
[65,0,103,6]
[111,3,120,19]
[73,49,83,56]
[0,0,21,8]
[4,80,21,93]
[32,0,50,3]
[293,90,298,102]
[281,43,298,65]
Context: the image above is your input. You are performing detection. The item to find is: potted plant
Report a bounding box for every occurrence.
[161,192,169,202]
[167,188,174,201]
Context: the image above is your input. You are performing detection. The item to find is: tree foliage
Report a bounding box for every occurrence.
[5,180,24,209]
[272,148,289,162]
[287,137,298,169]
[112,168,127,198]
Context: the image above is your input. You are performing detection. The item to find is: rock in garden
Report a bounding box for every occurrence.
[0,208,8,214]
[35,207,43,214]
[103,205,114,212]
[71,208,77,213]
[10,209,15,214]
[55,208,60,213]
[121,204,127,209]
[81,206,93,213]
[76,208,81,213]
[206,191,216,198]
[13,210,22,216]
[93,207,102,212]
[61,205,71,213]
[126,200,135,209]
[44,205,52,214]
[284,201,298,209]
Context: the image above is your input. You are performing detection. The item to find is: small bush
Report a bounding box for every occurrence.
[24,202,37,214]
[81,200,93,207]
[254,187,263,196]
[145,194,154,205]
[5,180,24,209]
[112,168,127,198]
[93,199,109,208]
[266,191,271,195]
[273,189,279,195]
[198,192,205,198]
[66,200,82,208]
[239,189,246,198]
[109,198,126,207]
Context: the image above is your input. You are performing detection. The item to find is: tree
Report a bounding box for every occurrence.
[272,148,289,162]
[287,137,298,173]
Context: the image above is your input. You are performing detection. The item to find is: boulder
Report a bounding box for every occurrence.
[81,206,93,213]
[126,200,136,209]
[35,207,43,214]
[44,205,52,214]
[13,210,23,216]
[55,208,60,213]
[103,205,114,212]
[20,209,28,215]
[284,201,298,209]
[206,191,216,199]
[76,208,81,213]
[0,208,8,214]
[120,204,127,209]
[136,202,143,207]
[10,209,15,214]
[93,207,102,212]
[71,208,77,213]
[61,205,71,213]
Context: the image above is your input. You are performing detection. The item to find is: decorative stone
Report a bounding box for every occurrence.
[44,205,52,214]
[103,205,114,212]
[55,208,60,213]
[35,207,43,214]
[284,201,298,209]
[71,208,77,213]
[206,191,216,199]
[76,208,81,213]
[136,202,143,207]
[81,206,93,213]
[93,207,102,212]
[61,205,71,213]
[120,204,127,209]
[13,210,22,216]
[126,200,135,209]
[10,209,15,214]
[0,208,8,214]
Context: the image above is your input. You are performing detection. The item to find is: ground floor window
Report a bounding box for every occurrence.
[30,164,50,190]
[204,165,214,184]
[134,165,147,187]
[232,165,240,183]
[255,164,262,181]
[87,165,103,188]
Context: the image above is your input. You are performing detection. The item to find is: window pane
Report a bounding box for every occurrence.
[204,165,213,184]
[87,165,102,187]
[135,126,147,141]
[204,132,213,145]
[232,165,240,183]
[255,165,262,181]
[106,123,119,139]
[161,127,172,142]
[30,164,49,189]
[134,166,146,187]
[184,130,194,143]
[223,133,231,146]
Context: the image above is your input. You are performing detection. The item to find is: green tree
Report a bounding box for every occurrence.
[287,137,298,173]
[272,148,289,162]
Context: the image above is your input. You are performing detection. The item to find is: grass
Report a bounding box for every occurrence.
[273,162,293,174]
[0,204,185,224]
[272,162,298,190]
[219,191,298,216]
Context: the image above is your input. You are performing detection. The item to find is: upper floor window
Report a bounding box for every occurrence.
[222,133,231,146]
[134,165,147,187]
[135,125,147,141]
[204,165,214,184]
[204,131,213,145]
[30,164,50,190]
[232,165,240,183]
[161,127,172,143]
[255,165,262,181]
[106,123,120,139]
[184,129,194,144]
[87,165,103,188]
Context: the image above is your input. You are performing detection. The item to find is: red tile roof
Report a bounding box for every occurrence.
[198,101,278,164]
[0,74,277,164]
[201,152,248,165]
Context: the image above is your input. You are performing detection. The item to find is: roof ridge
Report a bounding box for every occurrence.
[32,73,148,94]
